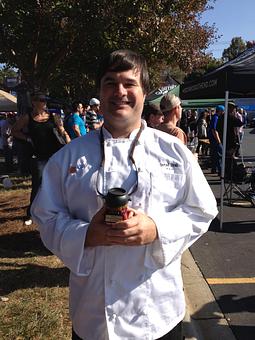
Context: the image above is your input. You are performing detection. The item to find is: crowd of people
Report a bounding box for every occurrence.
[0,93,104,225]
[143,100,247,175]
[0,85,247,223]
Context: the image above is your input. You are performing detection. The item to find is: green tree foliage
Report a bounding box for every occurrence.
[222,37,246,62]
[0,0,217,100]
[184,54,222,82]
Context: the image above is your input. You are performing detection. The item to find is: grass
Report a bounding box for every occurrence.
[0,169,71,339]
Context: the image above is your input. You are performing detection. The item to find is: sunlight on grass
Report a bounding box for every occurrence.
[0,287,71,340]
[0,181,72,339]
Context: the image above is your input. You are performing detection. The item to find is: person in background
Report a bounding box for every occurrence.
[80,103,90,130]
[31,49,217,340]
[234,107,245,157]
[158,93,187,144]
[207,105,224,175]
[187,110,197,135]
[179,109,189,135]
[12,91,70,226]
[86,97,103,131]
[196,110,209,156]
[216,102,244,178]
[143,102,164,128]
[67,102,87,139]
[243,108,248,127]
[1,112,16,172]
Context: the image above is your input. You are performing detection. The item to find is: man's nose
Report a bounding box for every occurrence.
[114,83,127,96]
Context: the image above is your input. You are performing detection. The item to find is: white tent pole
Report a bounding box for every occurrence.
[220,90,229,230]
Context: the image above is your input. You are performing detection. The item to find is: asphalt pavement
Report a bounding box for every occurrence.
[182,127,255,340]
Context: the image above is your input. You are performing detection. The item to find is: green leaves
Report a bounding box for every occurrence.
[0,0,217,98]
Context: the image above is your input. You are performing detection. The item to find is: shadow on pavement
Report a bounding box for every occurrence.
[190,294,255,340]
[209,217,255,233]
[231,325,255,340]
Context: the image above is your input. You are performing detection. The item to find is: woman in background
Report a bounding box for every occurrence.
[12,91,70,225]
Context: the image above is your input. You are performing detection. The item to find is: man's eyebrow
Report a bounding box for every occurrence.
[102,75,139,83]
[102,75,115,82]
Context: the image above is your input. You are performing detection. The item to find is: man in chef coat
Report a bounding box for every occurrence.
[31,49,218,340]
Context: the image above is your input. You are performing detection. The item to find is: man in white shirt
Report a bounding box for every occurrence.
[31,50,218,340]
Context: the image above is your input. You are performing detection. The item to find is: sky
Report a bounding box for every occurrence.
[201,0,255,58]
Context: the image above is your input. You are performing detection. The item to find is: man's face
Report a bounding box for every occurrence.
[77,103,83,114]
[92,104,100,113]
[32,98,47,110]
[150,113,164,127]
[99,69,146,135]
[176,104,182,121]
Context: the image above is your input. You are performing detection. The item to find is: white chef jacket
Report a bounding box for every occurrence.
[31,120,218,340]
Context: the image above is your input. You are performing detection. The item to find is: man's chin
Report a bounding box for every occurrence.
[109,110,130,119]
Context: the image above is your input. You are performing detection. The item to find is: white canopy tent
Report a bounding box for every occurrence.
[0,90,17,112]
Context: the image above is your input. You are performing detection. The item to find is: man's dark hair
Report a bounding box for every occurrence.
[142,103,162,120]
[72,101,82,112]
[96,49,150,94]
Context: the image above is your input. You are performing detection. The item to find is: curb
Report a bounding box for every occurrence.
[182,250,237,340]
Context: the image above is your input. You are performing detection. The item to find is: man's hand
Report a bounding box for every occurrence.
[85,206,112,247]
[106,208,158,246]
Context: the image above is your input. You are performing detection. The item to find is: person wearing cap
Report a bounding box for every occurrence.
[86,97,103,131]
[157,93,187,144]
[11,91,70,225]
[67,102,87,139]
[31,50,217,340]
[207,105,225,175]
[142,103,164,128]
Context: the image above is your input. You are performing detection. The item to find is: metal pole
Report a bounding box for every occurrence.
[220,91,229,230]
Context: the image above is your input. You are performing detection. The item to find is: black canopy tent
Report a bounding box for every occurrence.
[180,46,255,100]
[180,46,255,229]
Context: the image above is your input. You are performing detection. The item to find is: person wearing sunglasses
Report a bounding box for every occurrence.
[11,91,70,225]
[31,50,218,340]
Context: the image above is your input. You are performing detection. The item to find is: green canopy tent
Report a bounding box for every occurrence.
[146,75,180,106]
[146,85,225,109]
[145,84,180,106]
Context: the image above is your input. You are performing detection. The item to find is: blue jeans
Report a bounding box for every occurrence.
[210,142,222,174]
